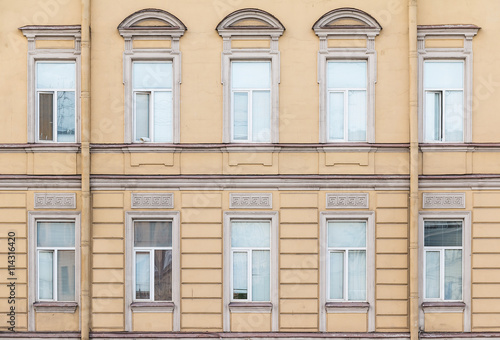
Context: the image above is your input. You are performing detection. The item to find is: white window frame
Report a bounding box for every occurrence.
[217,8,284,143]
[118,9,186,144]
[313,8,381,143]
[418,211,471,332]
[223,211,279,331]
[319,211,375,332]
[125,211,180,331]
[20,26,81,144]
[418,25,480,143]
[28,211,81,331]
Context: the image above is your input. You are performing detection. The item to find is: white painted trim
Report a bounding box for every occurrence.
[28,211,81,332]
[417,27,479,143]
[418,211,471,332]
[124,211,180,332]
[319,211,375,332]
[223,211,279,332]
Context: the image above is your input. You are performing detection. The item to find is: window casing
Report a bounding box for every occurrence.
[320,211,375,332]
[217,8,284,143]
[28,212,81,331]
[313,8,381,143]
[125,211,180,331]
[417,25,479,143]
[419,211,471,332]
[20,25,81,143]
[118,9,186,144]
[223,211,278,331]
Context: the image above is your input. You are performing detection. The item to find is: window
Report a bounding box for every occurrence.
[327,220,366,301]
[28,212,80,331]
[223,211,278,331]
[231,61,271,142]
[36,62,76,142]
[417,25,479,143]
[419,212,471,331]
[423,61,464,142]
[20,25,81,143]
[133,220,173,301]
[327,61,367,142]
[118,9,186,144]
[217,8,285,143]
[125,211,180,331]
[313,8,381,143]
[231,220,270,301]
[424,220,463,300]
[320,211,375,332]
[132,62,173,143]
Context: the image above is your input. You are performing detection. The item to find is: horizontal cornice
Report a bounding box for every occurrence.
[0,175,81,190]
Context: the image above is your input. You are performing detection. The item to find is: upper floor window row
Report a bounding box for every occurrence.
[21,11,480,145]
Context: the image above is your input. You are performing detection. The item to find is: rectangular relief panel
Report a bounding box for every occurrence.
[326,193,369,209]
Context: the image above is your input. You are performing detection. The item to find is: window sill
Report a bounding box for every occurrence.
[130,301,174,312]
[33,301,78,313]
[421,301,465,313]
[229,302,272,313]
[325,301,370,313]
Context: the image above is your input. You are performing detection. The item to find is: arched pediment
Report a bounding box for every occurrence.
[313,8,381,35]
[118,8,186,35]
[217,8,284,37]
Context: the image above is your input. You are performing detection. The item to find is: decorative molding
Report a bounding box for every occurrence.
[34,193,76,209]
[230,193,272,209]
[422,193,465,209]
[131,193,174,209]
[326,193,369,209]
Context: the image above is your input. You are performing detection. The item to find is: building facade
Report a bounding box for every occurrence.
[1,0,500,339]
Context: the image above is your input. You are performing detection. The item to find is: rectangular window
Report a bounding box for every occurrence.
[133,220,173,301]
[133,62,173,143]
[423,61,464,142]
[424,220,463,301]
[327,220,367,301]
[327,61,367,142]
[36,221,76,301]
[36,62,76,143]
[231,220,271,301]
[231,61,271,143]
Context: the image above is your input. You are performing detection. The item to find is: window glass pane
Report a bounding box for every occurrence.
[252,90,271,142]
[38,251,53,300]
[57,91,76,142]
[327,61,367,89]
[135,93,150,141]
[328,92,344,140]
[134,221,172,247]
[133,62,172,89]
[445,249,462,300]
[347,90,367,141]
[444,90,464,142]
[233,252,248,300]
[328,221,366,248]
[231,221,270,248]
[39,93,54,141]
[154,91,173,143]
[252,250,270,301]
[233,92,248,140]
[348,250,366,301]
[424,91,441,141]
[135,252,150,299]
[37,63,76,89]
[37,222,75,247]
[424,221,462,247]
[329,251,343,299]
[57,250,75,301]
[154,249,172,301]
[425,251,440,299]
[424,61,464,89]
[232,62,271,89]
